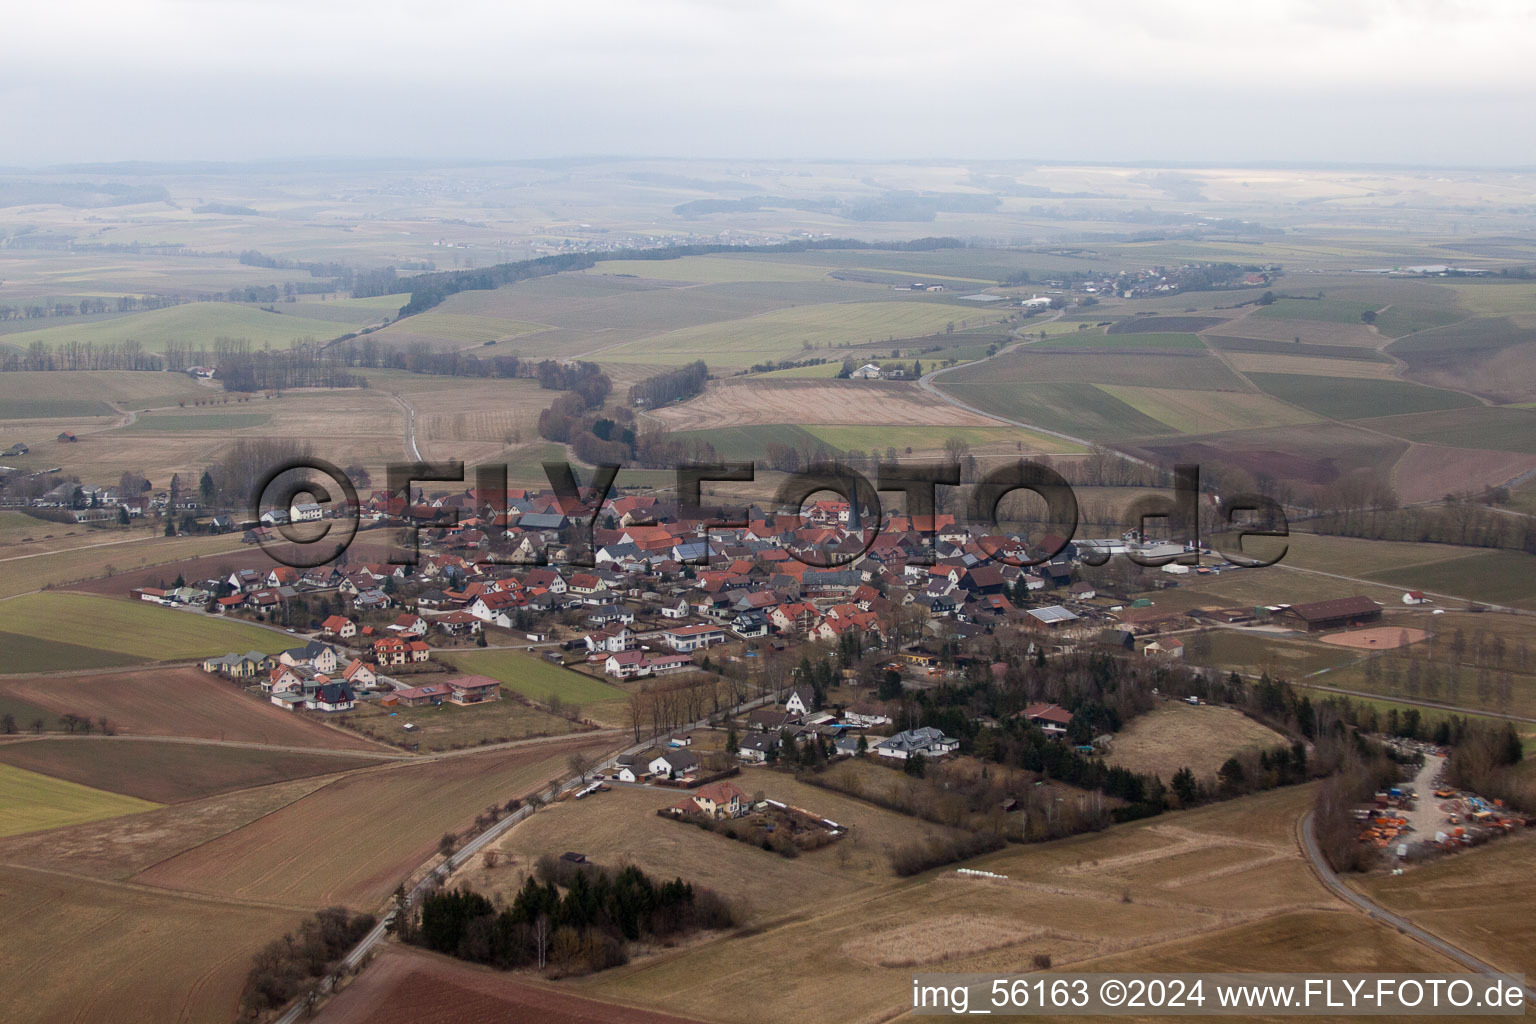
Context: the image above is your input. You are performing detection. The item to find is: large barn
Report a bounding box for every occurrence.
[1278,596,1382,632]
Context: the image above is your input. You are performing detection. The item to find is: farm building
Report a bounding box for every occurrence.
[1278,596,1382,632]
[1027,605,1080,629]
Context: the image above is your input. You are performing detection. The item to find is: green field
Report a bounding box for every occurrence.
[0,370,210,410]
[936,380,1174,440]
[0,593,281,669]
[1357,406,1536,453]
[365,312,549,344]
[448,650,628,706]
[585,255,835,283]
[0,632,152,674]
[1033,332,1204,352]
[1254,298,1382,323]
[1366,550,1536,608]
[602,300,988,368]
[1094,385,1317,434]
[1,399,115,418]
[1245,373,1478,419]
[0,303,347,354]
[126,412,272,431]
[0,762,160,837]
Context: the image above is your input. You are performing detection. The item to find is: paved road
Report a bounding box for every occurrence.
[1298,810,1535,1003]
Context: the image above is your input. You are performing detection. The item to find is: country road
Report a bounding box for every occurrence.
[276,690,780,1023]
[1298,810,1535,1004]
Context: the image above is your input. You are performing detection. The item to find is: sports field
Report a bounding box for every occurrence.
[0,762,160,837]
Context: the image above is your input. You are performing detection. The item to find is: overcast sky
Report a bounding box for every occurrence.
[5,0,1534,165]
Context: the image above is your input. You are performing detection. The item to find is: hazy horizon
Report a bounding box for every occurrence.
[6,0,1535,166]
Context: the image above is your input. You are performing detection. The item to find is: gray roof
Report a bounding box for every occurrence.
[1027,605,1080,624]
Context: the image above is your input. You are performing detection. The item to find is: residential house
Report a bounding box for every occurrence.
[874,726,959,761]
[648,749,699,777]
[446,674,501,705]
[307,682,356,712]
[1019,702,1074,736]
[784,686,816,717]
[661,623,727,653]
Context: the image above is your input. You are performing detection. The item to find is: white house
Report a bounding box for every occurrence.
[604,650,651,679]
[784,687,815,717]
[661,623,726,653]
[290,501,325,522]
[874,726,959,761]
[850,363,883,379]
[648,749,700,777]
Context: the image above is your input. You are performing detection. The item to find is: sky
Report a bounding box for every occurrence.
[4,0,1534,165]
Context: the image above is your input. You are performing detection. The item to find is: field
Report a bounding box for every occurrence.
[124,411,272,431]
[940,347,1249,392]
[0,863,306,1024]
[468,782,871,916]
[1360,405,1536,454]
[0,761,159,837]
[0,531,249,599]
[1223,351,1398,379]
[586,254,835,283]
[1093,384,1317,434]
[649,379,1001,431]
[447,650,629,707]
[338,692,585,752]
[1031,331,1204,352]
[0,738,383,803]
[1254,298,1382,324]
[133,735,618,909]
[0,302,348,353]
[1106,703,1289,780]
[0,666,395,750]
[936,379,1175,439]
[601,300,992,368]
[0,592,284,668]
[0,369,211,410]
[1366,550,1536,608]
[574,786,1455,1024]
[322,946,701,1024]
[1355,830,1536,978]
[1245,373,1478,419]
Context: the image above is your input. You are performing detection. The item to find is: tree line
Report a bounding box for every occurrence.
[401,857,732,975]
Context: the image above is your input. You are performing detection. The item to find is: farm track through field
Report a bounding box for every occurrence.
[1298,811,1536,1004]
[0,860,318,914]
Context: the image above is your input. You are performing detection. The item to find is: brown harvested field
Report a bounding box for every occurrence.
[322,946,705,1024]
[0,666,393,751]
[0,737,385,803]
[0,774,335,880]
[133,734,619,909]
[1136,421,1408,487]
[1319,626,1428,650]
[1390,444,1536,503]
[1106,703,1289,781]
[0,863,306,1024]
[649,379,1003,431]
[5,387,404,486]
[1355,829,1536,979]
[581,787,1346,1024]
[1224,351,1398,378]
